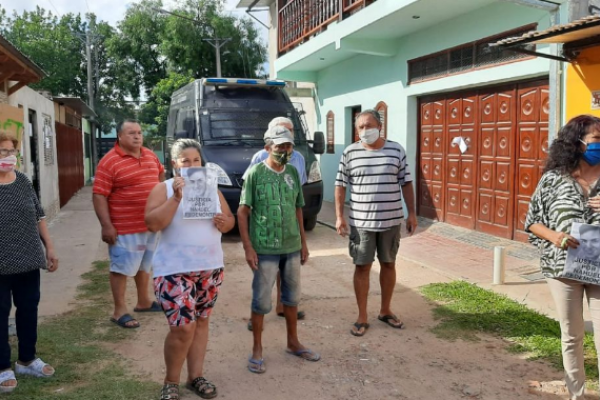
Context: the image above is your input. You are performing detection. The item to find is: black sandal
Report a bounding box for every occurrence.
[160,383,180,400]
[186,377,218,399]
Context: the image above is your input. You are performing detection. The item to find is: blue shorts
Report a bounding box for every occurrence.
[109,232,158,277]
[251,252,301,315]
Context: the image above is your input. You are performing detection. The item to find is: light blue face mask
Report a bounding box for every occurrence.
[581,139,600,166]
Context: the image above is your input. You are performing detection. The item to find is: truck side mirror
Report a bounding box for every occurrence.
[312,131,325,155]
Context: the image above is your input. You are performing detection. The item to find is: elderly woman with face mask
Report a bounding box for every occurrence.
[145,139,235,400]
[0,131,58,394]
[526,115,600,400]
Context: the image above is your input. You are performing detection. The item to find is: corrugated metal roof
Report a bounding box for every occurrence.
[494,15,600,46]
[0,34,46,79]
[235,0,275,8]
[53,97,97,118]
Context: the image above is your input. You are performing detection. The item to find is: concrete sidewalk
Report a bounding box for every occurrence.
[317,200,571,324]
[38,186,104,318]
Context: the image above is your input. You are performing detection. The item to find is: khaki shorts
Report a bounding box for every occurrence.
[349,225,401,265]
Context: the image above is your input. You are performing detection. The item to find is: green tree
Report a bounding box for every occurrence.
[0,7,86,97]
[141,71,195,136]
[111,0,267,135]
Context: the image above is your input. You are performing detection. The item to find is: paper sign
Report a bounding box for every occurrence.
[563,222,600,284]
[592,90,600,110]
[180,166,219,219]
[451,136,468,154]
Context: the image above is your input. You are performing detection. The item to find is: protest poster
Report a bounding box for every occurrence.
[180,166,219,219]
[563,222,600,285]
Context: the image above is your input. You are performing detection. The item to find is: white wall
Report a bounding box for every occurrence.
[9,86,60,220]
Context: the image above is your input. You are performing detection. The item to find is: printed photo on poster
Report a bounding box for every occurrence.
[564,222,600,284]
[180,166,219,219]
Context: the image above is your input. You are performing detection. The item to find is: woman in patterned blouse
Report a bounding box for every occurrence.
[525,115,600,400]
[0,131,59,394]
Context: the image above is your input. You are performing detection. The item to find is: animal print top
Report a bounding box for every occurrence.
[525,170,600,278]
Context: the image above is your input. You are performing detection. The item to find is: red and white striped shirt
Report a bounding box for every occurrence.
[93,143,164,235]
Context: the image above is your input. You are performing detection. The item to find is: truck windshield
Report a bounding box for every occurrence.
[199,105,306,145]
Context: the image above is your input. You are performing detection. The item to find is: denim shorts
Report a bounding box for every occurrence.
[109,232,158,277]
[349,225,401,265]
[251,252,301,315]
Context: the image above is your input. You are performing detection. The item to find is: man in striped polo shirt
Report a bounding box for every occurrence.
[335,110,417,337]
[93,119,165,329]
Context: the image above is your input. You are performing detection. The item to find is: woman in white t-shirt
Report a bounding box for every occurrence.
[145,139,235,400]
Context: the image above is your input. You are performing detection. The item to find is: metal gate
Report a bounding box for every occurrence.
[56,122,84,207]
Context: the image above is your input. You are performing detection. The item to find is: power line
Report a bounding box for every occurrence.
[46,0,62,17]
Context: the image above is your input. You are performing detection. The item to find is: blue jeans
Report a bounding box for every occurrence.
[251,252,301,315]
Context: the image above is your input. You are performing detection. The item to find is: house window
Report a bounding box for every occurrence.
[375,101,388,139]
[42,114,54,165]
[326,111,334,154]
[408,24,537,84]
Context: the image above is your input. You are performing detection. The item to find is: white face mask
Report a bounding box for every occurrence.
[0,155,17,172]
[359,128,380,145]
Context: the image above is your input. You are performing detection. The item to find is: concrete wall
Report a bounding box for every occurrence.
[566,46,600,120]
[8,86,60,220]
[308,2,551,201]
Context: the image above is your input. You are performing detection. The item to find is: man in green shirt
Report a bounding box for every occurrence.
[238,125,320,374]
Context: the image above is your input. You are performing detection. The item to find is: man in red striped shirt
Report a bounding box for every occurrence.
[93,119,165,329]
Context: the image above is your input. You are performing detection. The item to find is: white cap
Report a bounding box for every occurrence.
[264,125,294,145]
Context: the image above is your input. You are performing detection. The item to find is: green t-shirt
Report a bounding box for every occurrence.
[240,161,305,255]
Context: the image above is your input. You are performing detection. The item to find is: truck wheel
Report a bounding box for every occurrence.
[304,216,318,231]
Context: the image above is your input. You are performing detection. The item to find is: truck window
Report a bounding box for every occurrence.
[199,109,306,144]
[175,107,196,139]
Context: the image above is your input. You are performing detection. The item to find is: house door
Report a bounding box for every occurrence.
[417,79,548,241]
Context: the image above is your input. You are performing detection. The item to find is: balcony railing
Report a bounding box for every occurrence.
[278,0,375,54]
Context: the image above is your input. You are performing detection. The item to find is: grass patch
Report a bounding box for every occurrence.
[421,281,598,380]
[8,261,159,400]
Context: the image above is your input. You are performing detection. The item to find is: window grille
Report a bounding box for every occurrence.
[408,24,537,84]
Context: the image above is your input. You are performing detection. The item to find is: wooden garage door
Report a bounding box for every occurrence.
[418,79,548,241]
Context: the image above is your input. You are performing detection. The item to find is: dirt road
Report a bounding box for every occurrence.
[111,225,567,400]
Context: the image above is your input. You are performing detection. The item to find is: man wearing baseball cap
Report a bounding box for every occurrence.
[238,125,320,374]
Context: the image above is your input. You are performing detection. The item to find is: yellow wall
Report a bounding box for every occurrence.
[566,46,600,120]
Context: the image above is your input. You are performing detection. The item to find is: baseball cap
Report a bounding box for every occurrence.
[264,125,294,146]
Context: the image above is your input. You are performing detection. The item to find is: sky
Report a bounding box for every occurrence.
[0,0,269,47]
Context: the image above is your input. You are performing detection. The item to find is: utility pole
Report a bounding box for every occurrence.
[83,19,100,173]
[203,37,231,77]
[153,8,232,78]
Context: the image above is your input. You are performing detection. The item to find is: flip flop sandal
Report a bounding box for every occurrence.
[160,383,180,400]
[286,348,321,362]
[350,322,369,337]
[14,358,54,378]
[378,314,405,329]
[110,313,140,329]
[186,377,218,399]
[247,357,266,374]
[134,301,162,312]
[0,370,17,393]
[277,310,306,320]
